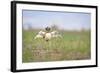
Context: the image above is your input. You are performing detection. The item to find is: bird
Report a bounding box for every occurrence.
[34,27,62,41]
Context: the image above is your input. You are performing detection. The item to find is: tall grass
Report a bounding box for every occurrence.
[22,30,91,63]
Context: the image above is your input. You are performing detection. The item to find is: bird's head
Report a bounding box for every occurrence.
[45,27,51,32]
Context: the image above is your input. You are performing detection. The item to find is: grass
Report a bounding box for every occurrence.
[22,30,91,63]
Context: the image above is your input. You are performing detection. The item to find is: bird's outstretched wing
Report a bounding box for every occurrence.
[34,31,46,39]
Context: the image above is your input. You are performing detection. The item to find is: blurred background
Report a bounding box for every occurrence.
[22,10,91,62]
[22,10,91,31]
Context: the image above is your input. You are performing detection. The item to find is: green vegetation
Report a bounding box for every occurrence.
[22,30,91,63]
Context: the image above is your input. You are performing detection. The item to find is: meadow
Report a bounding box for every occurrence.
[22,30,91,63]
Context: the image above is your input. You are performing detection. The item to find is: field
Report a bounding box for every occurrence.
[22,30,91,63]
